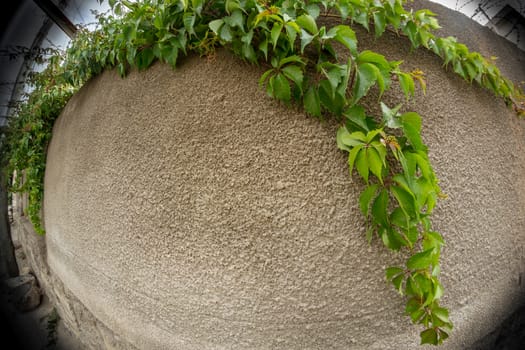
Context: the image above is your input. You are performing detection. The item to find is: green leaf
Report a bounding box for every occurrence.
[392,273,404,293]
[348,145,363,174]
[381,102,402,129]
[304,86,321,117]
[420,328,438,345]
[192,0,204,15]
[367,147,384,183]
[135,47,155,70]
[228,10,244,29]
[271,22,283,49]
[323,66,343,92]
[401,112,422,132]
[242,43,256,63]
[360,184,379,217]
[372,189,389,226]
[333,25,357,56]
[353,63,377,104]
[398,72,415,100]
[296,14,318,34]
[336,127,352,151]
[373,9,386,37]
[382,228,405,250]
[306,4,320,18]
[160,44,178,68]
[357,50,390,71]
[300,29,315,53]
[433,306,450,324]
[219,24,233,42]
[339,130,366,147]
[183,13,196,36]
[259,69,274,88]
[282,65,303,90]
[278,55,305,66]
[355,148,369,183]
[391,185,416,218]
[225,0,240,13]
[385,266,404,280]
[285,23,298,46]
[344,105,370,132]
[407,249,435,270]
[404,21,420,48]
[209,19,224,35]
[401,115,425,151]
[273,73,291,103]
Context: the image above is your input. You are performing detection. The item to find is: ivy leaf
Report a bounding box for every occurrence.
[344,105,370,132]
[242,43,256,63]
[359,184,379,217]
[304,86,321,117]
[372,189,389,226]
[348,145,363,174]
[381,102,402,129]
[398,72,415,100]
[296,14,318,34]
[300,29,315,53]
[336,127,352,151]
[259,68,274,88]
[355,148,369,183]
[285,23,299,46]
[273,73,291,103]
[391,273,404,294]
[401,113,426,151]
[432,306,450,324]
[373,9,386,37]
[367,147,384,184]
[191,0,204,16]
[271,22,283,49]
[135,47,155,70]
[420,328,438,345]
[183,13,196,36]
[219,24,233,42]
[353,63,377,104]
[282,65,303,91]
[306,4,320,19]
[338,130,366,148]
[407,248,435,270]
[403,21,420,48]
[391,185,417,218]
[209,19,224,35]
[385,266,404,280]
[332,25,357,56]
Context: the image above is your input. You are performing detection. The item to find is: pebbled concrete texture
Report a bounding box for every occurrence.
[43,2,525,350]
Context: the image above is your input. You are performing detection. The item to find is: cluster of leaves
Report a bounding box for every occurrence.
[2,0,524,344]
[1,55,77,234]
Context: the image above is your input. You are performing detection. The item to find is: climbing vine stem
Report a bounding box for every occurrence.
[1,0,524,345]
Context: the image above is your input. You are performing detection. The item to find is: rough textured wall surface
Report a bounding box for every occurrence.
[43,3,525,350]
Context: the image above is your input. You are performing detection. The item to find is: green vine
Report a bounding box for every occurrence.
[1,0,524,345]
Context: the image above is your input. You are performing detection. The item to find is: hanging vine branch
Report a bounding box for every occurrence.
[2,0,524,345]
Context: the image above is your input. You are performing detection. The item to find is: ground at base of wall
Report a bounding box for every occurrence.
[0,292,82,350]
[0,216,86,350]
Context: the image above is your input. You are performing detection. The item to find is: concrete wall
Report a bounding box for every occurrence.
[43,2,525,349]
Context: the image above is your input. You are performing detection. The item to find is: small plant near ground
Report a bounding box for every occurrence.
[45,308,60,349]
[1,0,524,345]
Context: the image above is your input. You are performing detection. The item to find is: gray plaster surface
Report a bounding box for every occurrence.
[43,5,525,349]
